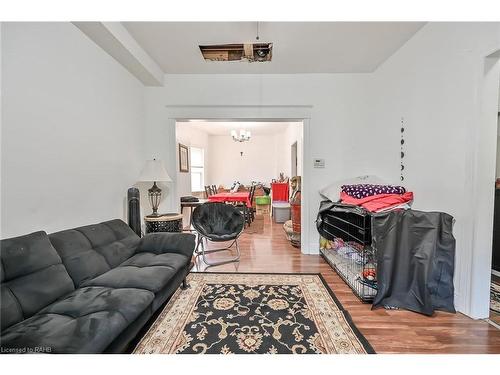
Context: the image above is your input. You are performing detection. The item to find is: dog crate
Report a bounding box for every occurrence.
[318,205,377,302]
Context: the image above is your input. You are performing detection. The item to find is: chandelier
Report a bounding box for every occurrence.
[231,129,251,142]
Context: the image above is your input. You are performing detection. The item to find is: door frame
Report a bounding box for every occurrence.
[291,141,298,178]
[165,105,315,254]
[462,49,500,318]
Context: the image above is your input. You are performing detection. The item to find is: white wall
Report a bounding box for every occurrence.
[175,123,210,197]
[370,23,500,318]
[1,23,146,237]
[275,122,304,179]
[207,134,279,187]
[143,74,373,253]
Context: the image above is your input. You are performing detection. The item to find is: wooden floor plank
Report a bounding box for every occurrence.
[190,215,500,353]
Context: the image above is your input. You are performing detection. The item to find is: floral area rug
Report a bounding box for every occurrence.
[492,281,500,314]
[133,273,374,354]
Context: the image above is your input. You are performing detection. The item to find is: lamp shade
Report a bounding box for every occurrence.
[139,159,172,182]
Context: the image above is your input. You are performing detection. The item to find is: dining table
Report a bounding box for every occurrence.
[208,191,252,208]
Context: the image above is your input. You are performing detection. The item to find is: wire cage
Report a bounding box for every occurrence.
[319,206,377,302]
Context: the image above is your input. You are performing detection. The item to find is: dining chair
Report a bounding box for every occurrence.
[204,185,214,198]
[236,184,256,226]
[248,184,257,222]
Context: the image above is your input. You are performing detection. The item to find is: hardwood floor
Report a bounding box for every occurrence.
[191,215,500,354]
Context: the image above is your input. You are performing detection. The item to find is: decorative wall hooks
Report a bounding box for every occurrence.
[400,117,405,181]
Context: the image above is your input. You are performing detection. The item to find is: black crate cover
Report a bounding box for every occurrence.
[316,201,456,315]
[371,210,456,315]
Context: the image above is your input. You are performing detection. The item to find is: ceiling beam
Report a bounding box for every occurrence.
[73,22,164,86]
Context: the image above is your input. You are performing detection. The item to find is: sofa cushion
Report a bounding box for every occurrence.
[7,264,75,320]
[0,286,154,353]
[82,265,178,293]
[1,286,23,332]
[40,286,154,325]
[49,229,111,287]
[0,231,74,331]
[137,232,196,258]
[120,252,188,270]
[49,220,140,287]
[76,220,139,267]
[1,231,64,281]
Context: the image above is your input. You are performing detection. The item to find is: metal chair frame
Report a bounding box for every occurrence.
[194,235,242,266]
[192,203,244,266]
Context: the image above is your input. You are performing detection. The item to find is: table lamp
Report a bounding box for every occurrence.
[139,159,172,216]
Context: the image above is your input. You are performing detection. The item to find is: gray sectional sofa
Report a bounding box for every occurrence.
[0,219,195,354]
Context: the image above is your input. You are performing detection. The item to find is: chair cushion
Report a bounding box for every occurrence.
[203,233,242,242]
[0,286,154,353]
[191,202,245,239]
[0,231,74,331]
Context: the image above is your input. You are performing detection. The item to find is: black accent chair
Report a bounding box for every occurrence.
[191,202,245,266]
[0,219,195,354]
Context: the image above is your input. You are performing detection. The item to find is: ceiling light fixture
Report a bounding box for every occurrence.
[231,129,251,142]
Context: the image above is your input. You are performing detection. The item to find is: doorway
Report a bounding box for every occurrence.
[164,105,312,255]
[174,118,306,262]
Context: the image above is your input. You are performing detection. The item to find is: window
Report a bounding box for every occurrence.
[190,147,204,192]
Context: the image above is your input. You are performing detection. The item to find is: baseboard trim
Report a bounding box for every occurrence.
[486,318,500,330]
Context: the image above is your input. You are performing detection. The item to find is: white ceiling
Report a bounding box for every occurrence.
[177,121,300,135]
[122,22,425,74]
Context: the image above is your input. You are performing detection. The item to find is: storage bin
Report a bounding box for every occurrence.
[272,201,291,223]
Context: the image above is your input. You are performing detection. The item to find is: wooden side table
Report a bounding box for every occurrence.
[144,213,183,234]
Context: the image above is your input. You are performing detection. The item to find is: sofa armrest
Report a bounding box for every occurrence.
[137,232,196,259]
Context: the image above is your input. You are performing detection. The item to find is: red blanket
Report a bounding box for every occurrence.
[271,182,289,202]
[340,191,414,212]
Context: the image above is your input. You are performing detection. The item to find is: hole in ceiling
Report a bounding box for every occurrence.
[199,43,273,62]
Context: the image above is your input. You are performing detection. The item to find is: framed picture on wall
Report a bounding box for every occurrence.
[179,143,189,172]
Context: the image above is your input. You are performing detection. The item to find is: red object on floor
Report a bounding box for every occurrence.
[271,182,289,202]
[340,191,414,212]
[291,191,301,233]
[208,192,252,208]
